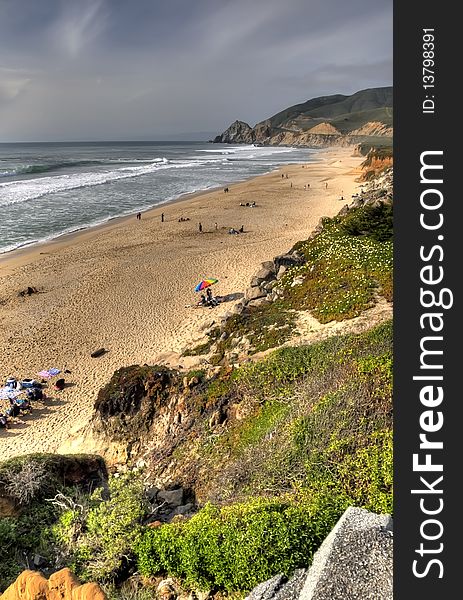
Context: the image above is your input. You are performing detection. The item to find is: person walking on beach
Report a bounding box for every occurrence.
[325,182,328,189]
[215,222,218,230]
[161,213,164,222]
[198,222,202,233]
[136,212,141,220]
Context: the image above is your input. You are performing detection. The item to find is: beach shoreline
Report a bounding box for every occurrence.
[0,147,364,459]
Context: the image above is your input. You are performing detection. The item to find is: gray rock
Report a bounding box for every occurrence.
[277,266,287,279]
[232,302,245,315]
[247,298,271,308]
[158,488,184,507]
[253,267,275,283]
[273,569,307,600]
[171,503,195,517]
[262,280,277,292]
[33,554,47,568]
[245,570,307,600]
[245,574,287,600]
[300,507,393,600]
[261,260,276,272]
[245,286,266,301]
[274,253,305,270]
[349,198,365,209]
[146,486,160,502]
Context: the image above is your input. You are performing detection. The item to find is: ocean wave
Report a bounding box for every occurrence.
[0,157,222,207]
[0,156,171,178]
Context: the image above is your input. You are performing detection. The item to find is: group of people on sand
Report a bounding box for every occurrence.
[198,287,220,309]
[229,225,244,234]
[0,379,44,430]
[0,375,66,431]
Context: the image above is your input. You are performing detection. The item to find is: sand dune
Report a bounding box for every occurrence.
[0,148,363,459]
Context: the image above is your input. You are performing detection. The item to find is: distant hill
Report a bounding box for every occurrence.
[214,86,393,148]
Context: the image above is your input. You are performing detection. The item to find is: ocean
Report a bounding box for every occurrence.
[0,141,317,255]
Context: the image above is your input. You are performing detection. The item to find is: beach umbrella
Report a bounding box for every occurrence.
[194,278,218,292]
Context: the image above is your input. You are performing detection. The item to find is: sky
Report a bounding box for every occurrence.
[0,0,392,142]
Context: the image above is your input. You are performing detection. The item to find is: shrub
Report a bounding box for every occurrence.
[1,459,48,505]
[136,497,338,592]
[0,500,59,591]
[341,203,393,242]
[50,471,149,582]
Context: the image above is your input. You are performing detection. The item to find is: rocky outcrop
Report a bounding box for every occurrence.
[0,568,106,600]
[244,508,393,600]
[214,123,392,149]
[213,87,393,148]
[245,570,308,600]
[350,121,393,137]
[213,120,254,144]
[300,507,393,600]
[360,156,393,181]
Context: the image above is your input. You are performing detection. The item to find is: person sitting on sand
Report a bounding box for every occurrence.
[239,225,244,233]
[26,387,44,402]
[0,413,9,429]
[6,403,20,419]
[206,288,219,307]
[229,228,239,234]
[198,294,208,307]
[14,397,31,413]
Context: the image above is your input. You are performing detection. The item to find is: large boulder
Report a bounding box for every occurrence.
[300,507,393,600]
[245,570,307,600]
[0,569,107,600]
[250,267,275,288]
[274,253,305,271]
[245,287,266,301]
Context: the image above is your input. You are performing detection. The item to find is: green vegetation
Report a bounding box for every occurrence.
[268,87,392,134]
[0,322,392,594]
[192,205,392,363]
[198,321,393,512]
[51,472,148,581]
[0,499,59,590]
[281,215,392,322]
[182,329,221,357]
[136,497,339,592]
[341,203,393,242]
[0,465,147,590]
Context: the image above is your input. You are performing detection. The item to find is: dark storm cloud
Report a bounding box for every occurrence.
[0,0,392,141]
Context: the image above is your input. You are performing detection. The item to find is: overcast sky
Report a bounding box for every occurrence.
[0,0,392,142]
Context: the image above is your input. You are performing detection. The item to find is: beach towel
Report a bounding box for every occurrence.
[37,368,61,378]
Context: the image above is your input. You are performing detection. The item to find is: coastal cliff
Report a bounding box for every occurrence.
[214,87,392,148]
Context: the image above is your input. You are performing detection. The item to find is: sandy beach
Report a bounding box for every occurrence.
[0,147,363,459]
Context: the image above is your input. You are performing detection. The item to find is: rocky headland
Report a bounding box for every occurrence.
[213,87,392,149]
